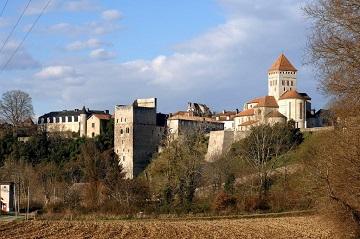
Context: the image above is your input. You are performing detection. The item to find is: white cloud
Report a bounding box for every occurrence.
[7,0,324,114]
[65,38,109,51]
[90,48,116,60]
[102,9,122,21]
[35,65,77,79]
[63,0,98,12]
[46,21,121,36]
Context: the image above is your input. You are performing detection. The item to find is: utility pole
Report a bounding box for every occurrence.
[26,186,29,220]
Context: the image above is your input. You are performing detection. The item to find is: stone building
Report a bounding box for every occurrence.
[233,53,313,131]
[167,102,224,139]
[206,53,325,161]
[0,182,15,213]
[213,110,238,131]
[114,98,167,179]
[38,106,111,137]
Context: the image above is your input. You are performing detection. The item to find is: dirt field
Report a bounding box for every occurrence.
[0,216,338,239]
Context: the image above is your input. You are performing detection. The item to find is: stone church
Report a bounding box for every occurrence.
[234,53,312,131]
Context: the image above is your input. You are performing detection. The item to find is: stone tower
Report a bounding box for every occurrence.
[268,53,297,100]
[79,106,87,137]
[114,98,165,179]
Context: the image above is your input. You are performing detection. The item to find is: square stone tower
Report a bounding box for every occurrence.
[114,98,165,179]
[268,53,298,100]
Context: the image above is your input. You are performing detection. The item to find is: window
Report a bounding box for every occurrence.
[62,116,66,122]
[124,118,126,122]
[56,117,60,123]
[291,81,294,86]
[74,116,78,122]
[92,132,95,138]
[116,119,119,123]
[287,81,289,86]
[92,123,95,128]
[282,80,284,86]
[284,87,286,91]
[123,156,125,161]
[68,116,73,122]
[121,117,123,122]
[120,129,124,134]
[299,102,303,119]
[126,127,130,133]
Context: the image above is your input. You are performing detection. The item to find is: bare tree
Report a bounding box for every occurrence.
[305,0,360,115]
[0,90,34,126]
[237,122,302,208]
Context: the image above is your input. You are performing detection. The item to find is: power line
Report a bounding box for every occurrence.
[0,0,52,73]
[0,0,32,57]
[0,0,9,18]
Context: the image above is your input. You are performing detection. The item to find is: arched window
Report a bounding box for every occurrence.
[120,129,124,134]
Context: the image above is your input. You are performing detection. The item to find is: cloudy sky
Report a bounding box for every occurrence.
[0,0,327,116]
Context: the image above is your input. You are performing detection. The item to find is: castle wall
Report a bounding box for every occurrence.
[114,105,134,179]
[205,130,234,162]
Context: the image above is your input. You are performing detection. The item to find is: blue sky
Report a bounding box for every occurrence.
[0,0,327,116]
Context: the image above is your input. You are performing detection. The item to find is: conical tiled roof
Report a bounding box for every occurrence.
[268,53,297,72]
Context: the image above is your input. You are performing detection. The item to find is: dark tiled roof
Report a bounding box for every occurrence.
[38,107,109,123]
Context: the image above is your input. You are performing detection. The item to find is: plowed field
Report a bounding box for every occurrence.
[0,216,337,239]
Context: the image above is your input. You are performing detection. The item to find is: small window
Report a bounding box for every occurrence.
[116,119,119,123]
[120,129,124,134]
[56,117,60,123]
[124,118,126,122]
[123,156,125,161]
[74,116,78,122]
[68,116,72,122]
[282,80,284,86]
[121,117,123,122]
[92,132,95,138]
[291,81,294,86]
[126,127,130,133]
[92,123,95,128]
[287,81,289,86]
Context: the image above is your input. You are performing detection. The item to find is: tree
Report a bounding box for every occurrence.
[146,130,207,212]
[305,0,360,115]
[237,122,302,208]
[306,1,360,236]
[0,90,34,126]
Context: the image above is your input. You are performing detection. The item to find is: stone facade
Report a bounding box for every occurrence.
[38,107,111,137]
[114,98,167,179]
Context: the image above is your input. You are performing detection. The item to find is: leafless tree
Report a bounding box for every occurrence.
[305,0,360,115]
[0,90,34,126]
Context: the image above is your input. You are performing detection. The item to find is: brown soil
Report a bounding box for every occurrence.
[0,215,338,239]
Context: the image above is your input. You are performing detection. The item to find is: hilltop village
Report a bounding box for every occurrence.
[36,54,330,178]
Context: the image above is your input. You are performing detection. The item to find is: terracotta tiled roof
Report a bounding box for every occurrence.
[168,115,223,124]
[268,53,297,72]
[93,114,111,120]
[248,96,278,108]
[265,110,286,118]
[239,120,259,127]
[235,109,255,117]
[279,90,306,100]
[215,111,237,117]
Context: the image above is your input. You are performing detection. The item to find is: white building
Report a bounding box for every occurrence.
[234,53,312,131]
[0,182,15,213]
[38,107,111,137]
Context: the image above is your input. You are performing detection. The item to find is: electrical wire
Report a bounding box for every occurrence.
[0,0,52,73]
[0,0,9,18]
[0,0,32,57]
